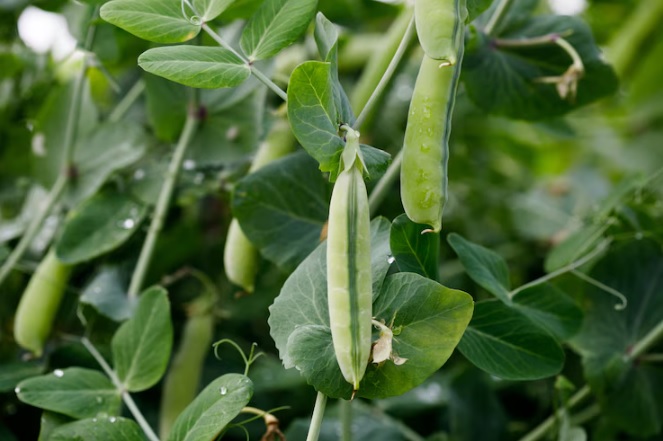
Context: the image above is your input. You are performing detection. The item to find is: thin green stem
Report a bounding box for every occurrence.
[0,176,67,287]
[570,269,627,310]
[340,399,352,441]
[81,337,160,441]
[508,239,611,298]
[518,385,591,441]
[305,392,328,441]
[353,14,415,130]
[201,24,287,101]
[631,319,663,359]
[368,149,403,216]
[484,0,513,36]
[570,404,600,426]
[108,79,146,123]
[0,7,98,289]
[127,108,199,299]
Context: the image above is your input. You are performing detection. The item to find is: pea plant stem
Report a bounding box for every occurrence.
[340,399,352,441]
[0,6,98,289]
[305,392,328,441]
[127,107,199,299]
[201,24,288,101]
[483,0,514,36]
[350,6,414,129]
[352,13,415,130]
[80,337,160,441]
[108,79,146,123]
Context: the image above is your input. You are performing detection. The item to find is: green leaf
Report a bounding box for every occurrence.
[314,12,354,124]
[240,0,318,61]
[572,239,663,437]
[463,15,619,120]
[466,0,493,22]
[112,286,173,392]
[269,217,392,369]
[287,61,345,174]
[511,283,583,341]
[447,233,511,303]
[285,273,474,399]
[38,412,72,441]
[390,214,439,281]
[0,361,44,392]
[358,144,391,181]
[193,0,236,21]
[138,46,250,89]
[100,0,200,44]
[55,190,147,265]
[144,75,187,142]
[167,374,253,441]
[233,152,331,272]
[16,368,121,419]
[458,300,565,380]
[49,416,146,441]
[80,266,134,322]
[66,122,148,205]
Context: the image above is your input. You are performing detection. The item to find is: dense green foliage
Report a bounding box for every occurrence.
[1,0,663,440]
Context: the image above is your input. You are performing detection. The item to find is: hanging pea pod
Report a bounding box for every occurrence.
[401,0,467,233]
[415,0,466,63]
[13,249,72,356]
[224,115,295,293]
[327,127,372,392]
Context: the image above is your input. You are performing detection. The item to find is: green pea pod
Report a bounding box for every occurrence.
[327,128,372,392]
[224,117,294,293]
[159,303,214,439]
[13,249,72,356]
[415,0,466,62]
[401,44,464,232]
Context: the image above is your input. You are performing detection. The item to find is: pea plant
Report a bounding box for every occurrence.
[2,0,663,440]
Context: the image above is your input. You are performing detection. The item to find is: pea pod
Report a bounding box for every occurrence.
[415,0,466,62]
[327,128,372,392]
[401,1,466,233]
[159,298,214,439]
[13,249,72,356]
[224,116,294,293]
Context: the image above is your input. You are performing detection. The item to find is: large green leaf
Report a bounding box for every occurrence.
[447,233,511,303]
[167,374,253,441]
[285,273,474,400]
[287,61,345,173]
[390,214,439,281]
[55,190,147,264]
[511,283,583,341]
[232,152,331,272]
[313,12,354,124]
[49,416,146,441]
[111,287,173,392]
[544,222,607,273]
[138,46,250,89]
[100,0,200,44]
[572,239,663,437]
[463,15,619,120]
[0,361,44,392]
[66,122,148,205]
[269,217,392,368]
[16,368,121,419]
[270,218,473,399]
[240,0,317,61]
[458,300,565,380]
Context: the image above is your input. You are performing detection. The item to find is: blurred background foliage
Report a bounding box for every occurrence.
[1,0,662,439]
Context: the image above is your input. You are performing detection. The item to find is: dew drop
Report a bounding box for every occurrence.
[183,159,196,170]
[387,255,396,264]
[226,126,240,141]
[219,386,227,395]
[133,169,146,181]
[96,396,103,404]
[14,387,20,394]
[121,218,135,229]
[109,417,117,423]
[53,369,64,378]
